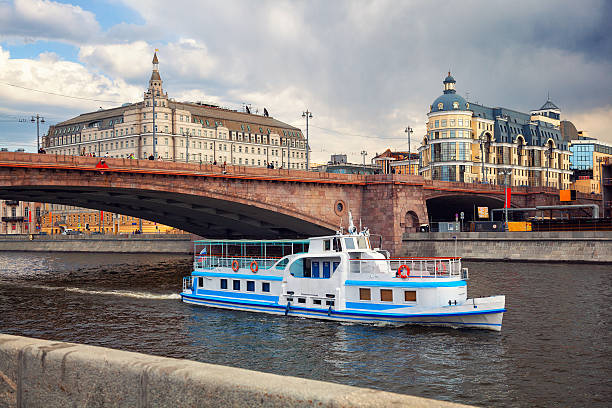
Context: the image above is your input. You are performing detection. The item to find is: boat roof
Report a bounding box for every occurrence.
[194,239,310,245]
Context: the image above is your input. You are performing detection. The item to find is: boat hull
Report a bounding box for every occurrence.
[181,293,505,331]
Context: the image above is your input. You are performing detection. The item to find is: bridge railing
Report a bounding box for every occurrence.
[349,257,465,279]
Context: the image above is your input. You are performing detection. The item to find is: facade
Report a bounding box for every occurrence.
[419,73,573,189]
[0,200,44,234]
[44,53,307,170]
[569,139,612,194]
[39,204,180,235]
[373,150,419,175]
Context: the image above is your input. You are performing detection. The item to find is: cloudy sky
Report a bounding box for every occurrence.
[0,0,611,162]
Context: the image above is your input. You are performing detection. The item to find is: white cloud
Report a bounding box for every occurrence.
[0,0,100,43]
[78,39,218,83]
[0,45,141,116]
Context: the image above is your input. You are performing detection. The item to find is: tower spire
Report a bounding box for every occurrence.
[148,50,163,95]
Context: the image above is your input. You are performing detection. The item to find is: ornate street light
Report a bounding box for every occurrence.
[302,110,313,170]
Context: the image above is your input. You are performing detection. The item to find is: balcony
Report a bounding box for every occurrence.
[5,200,19,206]
[2,216,25,222]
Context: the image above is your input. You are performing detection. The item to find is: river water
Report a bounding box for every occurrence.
[0,252,610,407]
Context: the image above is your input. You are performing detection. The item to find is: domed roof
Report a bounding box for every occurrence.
[443,72,455,84]
[431,93,469,112]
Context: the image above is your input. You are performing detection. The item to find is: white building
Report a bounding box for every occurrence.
[45,53,307,170]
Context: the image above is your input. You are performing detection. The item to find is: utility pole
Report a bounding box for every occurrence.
[302,110,313,170]
[404,126,413,174]
[186,130,189,163]
[31,115,45,153]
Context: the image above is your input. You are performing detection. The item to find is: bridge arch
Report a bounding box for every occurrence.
[425,193,506,224]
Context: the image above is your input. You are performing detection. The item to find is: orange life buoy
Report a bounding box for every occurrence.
[436,262,447,273]
[397,264,410,279]
[232,260,239,272]
[250,260,259,273]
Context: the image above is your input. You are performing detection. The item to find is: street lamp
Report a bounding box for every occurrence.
[499,169,512,225]
[405,126,413,173]
[31,114,45,153]
[361,150,367,174]
[479,135,488,183]
[544,143,554,188]
[405,126,414,175]
[302,110,313,170]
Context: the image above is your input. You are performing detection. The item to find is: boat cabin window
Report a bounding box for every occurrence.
[357,236,369,249]
[290,257,340,279]
[333,237,341,252]
[380,289,393,302]
[344,237,355,250]
[220,279,228,289]
[275,257,290,270]
[233,280,240,290]
[359,288,371,300]
[262,282,270,292]
[247,281,255,292]
[324,240,331,251]
[404,290,416,302]
[198,277,204,288]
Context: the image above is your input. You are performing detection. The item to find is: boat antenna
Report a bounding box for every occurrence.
[348,210,357,234]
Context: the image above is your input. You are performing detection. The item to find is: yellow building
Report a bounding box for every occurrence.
[40,204,182,235]
[419,73,573,189]
[373,150,419,175]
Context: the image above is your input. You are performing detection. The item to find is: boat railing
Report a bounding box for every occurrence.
[194,256,280,271]
[182,276,193,294]
[349,257,463,278]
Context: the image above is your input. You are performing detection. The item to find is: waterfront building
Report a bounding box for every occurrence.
[568,139,612,194]
[0,200,44,234]
[39,204,181,235]
[44,53,307,170]
[373,149,419,175]
[419,73,573,188]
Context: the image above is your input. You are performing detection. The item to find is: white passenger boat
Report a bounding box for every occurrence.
[181,216,505,331]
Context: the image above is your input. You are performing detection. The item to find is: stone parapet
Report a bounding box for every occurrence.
[0,334,471,408]
[401,232,612,263]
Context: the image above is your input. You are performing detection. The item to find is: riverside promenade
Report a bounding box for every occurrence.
[0,334,470,408]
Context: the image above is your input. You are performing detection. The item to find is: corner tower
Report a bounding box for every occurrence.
[148,51,163,95]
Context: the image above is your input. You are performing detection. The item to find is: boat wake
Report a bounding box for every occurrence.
[15,284,180,300]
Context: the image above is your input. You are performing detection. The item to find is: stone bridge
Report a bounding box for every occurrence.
[0,152,600,255]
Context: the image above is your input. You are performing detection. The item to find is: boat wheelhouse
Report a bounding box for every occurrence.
[181,225,505,331]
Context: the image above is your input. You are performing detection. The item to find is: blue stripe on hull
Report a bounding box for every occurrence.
[180,293,504,327]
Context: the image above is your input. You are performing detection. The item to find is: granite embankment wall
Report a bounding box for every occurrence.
[0,234,194,253]
[401,231,612,263]
[0,232,610,262]
[0,334,470,408]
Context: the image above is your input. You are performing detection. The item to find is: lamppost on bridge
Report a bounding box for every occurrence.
[361,150,367,174]
[31,115,45,153]
[479,134,488,183]
[544,142,554,188]
[499,169,512,225]
[302,110,313,171]
[404,126,413,175]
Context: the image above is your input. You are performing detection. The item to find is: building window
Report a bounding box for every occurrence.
[359,288,371,300]
[380,289,393,302]
[220,279,227,289]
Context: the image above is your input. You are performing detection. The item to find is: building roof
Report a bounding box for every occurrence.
[152,52,159,64]
[539,99,559,110]
[443,71,455,84]
[430,93,469,113]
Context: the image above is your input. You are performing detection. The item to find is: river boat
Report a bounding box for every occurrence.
[180,216,506,331]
